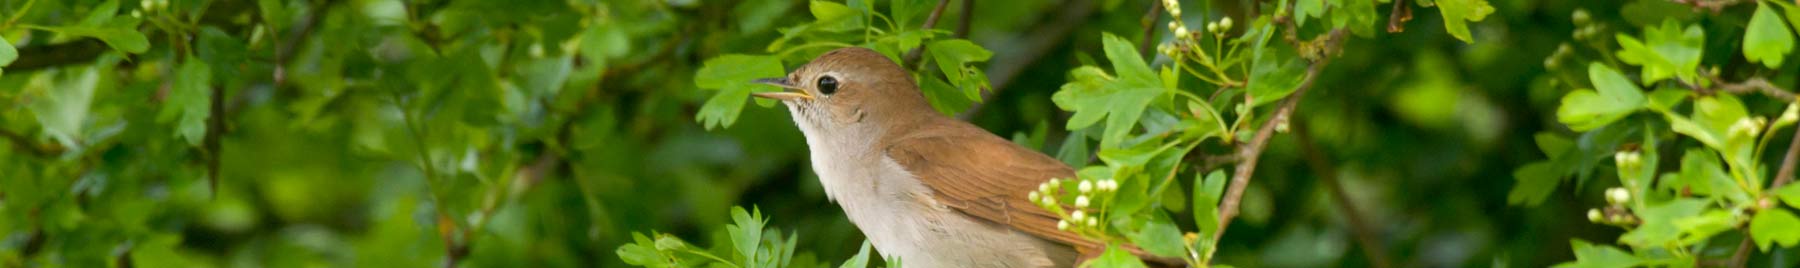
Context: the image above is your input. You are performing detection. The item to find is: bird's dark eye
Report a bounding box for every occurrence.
[817,75,839,95]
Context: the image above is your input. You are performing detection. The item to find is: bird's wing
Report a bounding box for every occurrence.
[881,121,1102,251]
[882,119,1187,267]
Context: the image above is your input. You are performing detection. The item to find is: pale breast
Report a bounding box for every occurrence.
[811,154,1076,268]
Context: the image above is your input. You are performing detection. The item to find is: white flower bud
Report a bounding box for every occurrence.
[1168,21,1179,31]
[1206,22,1219,33]
[1587,208,1603,223]
[1028,191,1041,203]
[1058,219,1070,230]
[1730,117,1763,138]
[1079,181,1093,193]
[1614,151,1640,169]
[1075,196,1090,208]
[1606,187,1631,205]
[1105,180,1119,191]
[1175,26,1189,38]
[1169,7,1182,17]
[1220,17,1233,29]
[1038,182,1052,194]
[1071,210,1087,222]
[1086,217,1098,227]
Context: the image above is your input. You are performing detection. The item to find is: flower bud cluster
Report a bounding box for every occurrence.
[1032,177,1120,232]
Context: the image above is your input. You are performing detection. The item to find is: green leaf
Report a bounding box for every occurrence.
[1665,95,1752,166]
[1555,64,1645,131]
[1552,239,1642,268]
[1246,44,1305,108]
[1619,198,1708,248]
[580,22,631,69]
[1645,87,1689,112]
[1746,3,1796,68]
[33,18,151,54]
[1123,215,1184,258]
[0,36,15,67]
[1508,161,1559,206]
[728,206,766,263]
[839,240,873,268]
[1674,210,1736,246]
[1435,0,1495,43]
[1750,209,1800,251]
[1775,183,1800,208]
[157,59,212,146]
[1082,244,1148,268]
[1671,149,1751,204]
[31,66,102,146]
[1052,33,1162,149]
[1194,170,1226,235]
[1615,19,1704,84]
[927,39,993,101]
[1295,0,1324,27]
[694,54,786,129]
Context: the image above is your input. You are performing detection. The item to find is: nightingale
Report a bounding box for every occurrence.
[751,47,1179,268]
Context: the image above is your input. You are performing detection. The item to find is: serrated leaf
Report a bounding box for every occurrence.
[1670,149,1751,204]
[1052,33,1162,149]
[1552,239,1641,268]
[153,60,212,146]
[1508,161,1559,206]
[1776,183,1800,208]
[1747,3,1795,68]
[1435,0,1495,43]
[31,66,102,146]
[1246,44,1305,108]
[1751,209,1800,251]
[927,39,993,101]
[694,54,786,129]
[1556,64,1645,131]
[1615,19,1704,84]
[728,206,765,263]
[1295,0,1324,27]
[1618,198,1708,248]
[1194,170,1225,235]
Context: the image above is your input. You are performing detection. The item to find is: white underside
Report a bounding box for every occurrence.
[784,103,1074,268]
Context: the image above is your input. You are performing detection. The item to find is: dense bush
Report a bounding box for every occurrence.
[2,0,1798,267]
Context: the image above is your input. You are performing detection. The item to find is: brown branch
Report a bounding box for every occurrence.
[1294,123,1392,268]
[902,0,952,67]
[1775,115,1800,189]
[1386,0,1411,33]
[205,85,224,197]
[1215,28,1347,243]
[1138,1,1162,56]
[956,0,1094,120]
[1715,77,1798,101]
[272,0,331,87]
[955,0,973,38]
[1727,233,1754,268]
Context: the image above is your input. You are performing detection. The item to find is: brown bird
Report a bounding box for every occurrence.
[751,47,1180,267]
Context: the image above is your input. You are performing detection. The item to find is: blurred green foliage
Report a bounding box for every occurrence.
[2,0,1799,267]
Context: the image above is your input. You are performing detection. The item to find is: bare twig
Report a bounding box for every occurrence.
[1139,1,1162,56]
[205,85,224,196]
[955,0,973,38]
[1294,123,1392,268]
[955,0,1094,120]
[1387,0,1411,33]
[1715,77,1798,101]
[1215,29,1347,242]
[1727,233,1754,268]
[903,0,952,67]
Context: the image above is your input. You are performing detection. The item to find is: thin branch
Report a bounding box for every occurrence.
[273,0,331,87]
[1215,28,1347,242]
[955,0,973,38]
[1727,233,1754,268]
[5,40,108,71]
[1715,77,1798,101]
[1770,108,1800,188]
[1386,0,1411,33]
[1138,1,1162,56]
[0,128,63,157]
[1294,123,1392,268]
[902,0,952,67]
[205,85,224,197]
[956,0,1095,120]
[1670,0,1747,13]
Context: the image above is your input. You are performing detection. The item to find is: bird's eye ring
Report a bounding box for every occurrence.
[817,75,839,95]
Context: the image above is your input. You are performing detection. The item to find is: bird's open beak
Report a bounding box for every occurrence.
[750,77,813,101]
